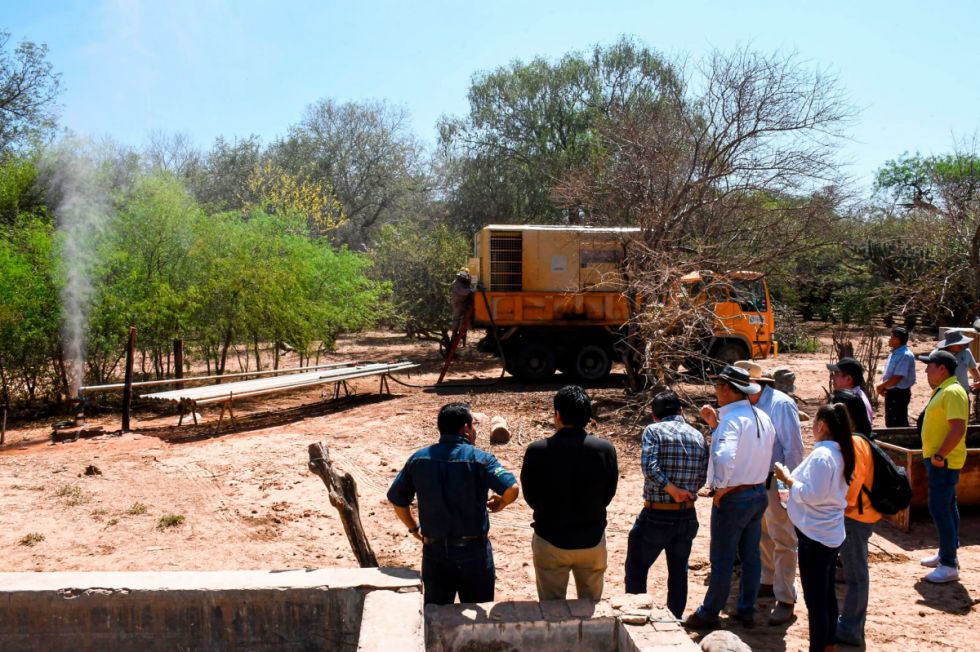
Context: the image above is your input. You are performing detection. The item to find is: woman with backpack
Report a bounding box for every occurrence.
[830,390,882,647]
[774,403,855,652]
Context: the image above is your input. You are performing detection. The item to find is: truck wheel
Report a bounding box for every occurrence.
[574,344,613,381]
[711,342,749,368]
[516,339,557,381]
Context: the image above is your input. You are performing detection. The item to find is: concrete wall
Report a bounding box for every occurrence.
[425,594,699,652]
[0,568,421,652]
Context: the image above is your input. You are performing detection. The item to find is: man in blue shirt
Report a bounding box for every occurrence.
[624,390,707,618]
[876,327,917,427]
[388,402,519,605]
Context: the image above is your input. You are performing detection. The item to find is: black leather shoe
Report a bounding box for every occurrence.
[737,612,756,629]
[768,601,795,626]
[684,611,721,631]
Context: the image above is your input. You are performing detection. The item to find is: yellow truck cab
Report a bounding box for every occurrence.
[468,225,775,381]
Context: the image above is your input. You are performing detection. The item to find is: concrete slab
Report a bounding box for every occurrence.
[0,568,421,652]
[356,588,423,651]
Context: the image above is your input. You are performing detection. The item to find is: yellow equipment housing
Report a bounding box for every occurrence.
[468,225,775,381]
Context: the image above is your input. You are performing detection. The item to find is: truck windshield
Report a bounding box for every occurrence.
[731,279,767,312]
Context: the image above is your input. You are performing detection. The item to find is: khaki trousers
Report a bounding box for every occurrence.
[761,481,799,603]
[532,533,607,601]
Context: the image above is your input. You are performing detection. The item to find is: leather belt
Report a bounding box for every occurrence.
[644,500,695,510]
[718,483,764,497]
[422,535,486,547]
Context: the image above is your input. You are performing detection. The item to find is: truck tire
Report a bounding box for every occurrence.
[515,339,557,381]
[711,342,749,368]
[574,344,613,381]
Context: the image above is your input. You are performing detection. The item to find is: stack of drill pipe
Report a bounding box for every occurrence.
[141,361,418,405]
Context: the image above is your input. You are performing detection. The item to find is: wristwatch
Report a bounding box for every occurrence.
[933,453,945,462]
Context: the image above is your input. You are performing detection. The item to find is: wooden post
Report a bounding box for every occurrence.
[307,442,377,567]
[1,408,6,446]
[173,339,184,380]
[121,326,137,432]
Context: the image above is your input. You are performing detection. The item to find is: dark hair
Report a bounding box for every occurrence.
[554,385,592,428]
[891,326,909,345]
[815,403,856,484]
[437,402,472,435]
[652,390,681,419]
[830,389,872,437]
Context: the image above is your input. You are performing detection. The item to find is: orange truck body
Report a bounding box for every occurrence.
[468,225,775,379]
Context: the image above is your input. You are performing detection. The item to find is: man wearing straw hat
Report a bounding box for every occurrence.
[735,360,803,626]
[684,365,775,631]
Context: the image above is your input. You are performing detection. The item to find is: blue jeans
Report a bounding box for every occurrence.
[925,461,961,567]
[624,507,699,618]
[421,539,495,605]
[837,518,873,645]
[696,485,768,621]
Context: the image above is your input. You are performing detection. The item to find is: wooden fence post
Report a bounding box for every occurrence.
[307,442,377,567]
[122,326,137,432]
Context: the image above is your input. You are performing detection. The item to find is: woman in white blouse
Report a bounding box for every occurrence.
[774,403,855,652]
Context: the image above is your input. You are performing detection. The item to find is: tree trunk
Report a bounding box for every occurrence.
[307,442,378,567]
[253,336,262,372]
[219,329,232,378]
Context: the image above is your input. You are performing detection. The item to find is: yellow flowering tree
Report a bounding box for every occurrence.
[243,160,346,237]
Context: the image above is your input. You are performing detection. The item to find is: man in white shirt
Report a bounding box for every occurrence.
[685,365,776,631]
[736,361,804,626]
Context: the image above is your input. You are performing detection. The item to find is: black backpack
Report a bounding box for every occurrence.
[856,432,913,516]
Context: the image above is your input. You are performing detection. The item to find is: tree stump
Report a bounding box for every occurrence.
[307,442,378,567]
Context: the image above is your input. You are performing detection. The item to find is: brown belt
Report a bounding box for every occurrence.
[644,500,695,510]
[716,483,764,497]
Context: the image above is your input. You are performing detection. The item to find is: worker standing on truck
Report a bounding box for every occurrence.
[450,269,476,343]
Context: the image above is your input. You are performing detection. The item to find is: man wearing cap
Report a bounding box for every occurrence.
[684,365,775,631]
[625,390,708,618]
[450,269,477,341]
[936,329,980,394]
[916,350,968,583]
[388,402,520,605]
[876,327,916,427]
[828,357,875,426]
[735,361,804,626]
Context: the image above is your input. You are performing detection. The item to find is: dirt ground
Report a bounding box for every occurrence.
[1,329,977,651]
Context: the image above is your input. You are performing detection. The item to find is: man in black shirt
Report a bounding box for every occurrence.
[521,385,619,601]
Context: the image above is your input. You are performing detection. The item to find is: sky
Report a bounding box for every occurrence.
[6,0,980,189]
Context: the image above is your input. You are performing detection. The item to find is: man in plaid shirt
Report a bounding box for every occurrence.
[624,390,708,618]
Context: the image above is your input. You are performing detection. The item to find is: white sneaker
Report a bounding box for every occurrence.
[920,553,941,568]
[923,565,960,584]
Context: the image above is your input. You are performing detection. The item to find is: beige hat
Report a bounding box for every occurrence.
[734,360,774,384]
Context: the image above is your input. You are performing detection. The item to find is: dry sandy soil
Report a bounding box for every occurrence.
[1,329,977,651]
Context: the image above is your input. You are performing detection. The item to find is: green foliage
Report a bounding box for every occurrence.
[0,32,62,154]
[440,36,679,232]
[371,221,470,341]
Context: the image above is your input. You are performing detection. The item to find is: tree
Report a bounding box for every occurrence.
[242,159,346,237]
[0,32,61,154]
[439,37,681,233]
[554,46,852,391]
[273,99,429,249]
[370,221,470,347]
[873,147,980,322]
[185,135,263,212]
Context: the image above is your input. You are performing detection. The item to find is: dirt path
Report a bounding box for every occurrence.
[0,331,976,650]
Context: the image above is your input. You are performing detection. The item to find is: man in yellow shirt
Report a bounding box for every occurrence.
[915,350,968,584]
